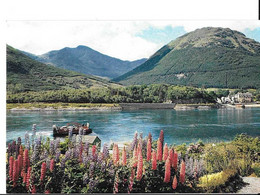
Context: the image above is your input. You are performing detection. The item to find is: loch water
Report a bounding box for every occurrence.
[6,108,260,146]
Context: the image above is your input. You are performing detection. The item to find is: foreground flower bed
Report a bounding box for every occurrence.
[6,127,260,193]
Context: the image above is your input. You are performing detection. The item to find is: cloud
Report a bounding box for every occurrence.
[6,20,260,61]
[6,21,159,61]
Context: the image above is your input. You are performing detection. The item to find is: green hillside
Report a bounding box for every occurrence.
[7,45,120,93]
[114,27,260,89]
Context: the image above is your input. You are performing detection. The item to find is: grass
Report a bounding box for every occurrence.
[6,103,120,110]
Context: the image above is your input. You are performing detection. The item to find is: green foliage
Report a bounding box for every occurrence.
[251,163,260,177]
[6,45,119,93]
[114,28,260,89]
[204,134,260,176]
[7,84,216,104]
[198,169,238,192]
[175,143,187,158]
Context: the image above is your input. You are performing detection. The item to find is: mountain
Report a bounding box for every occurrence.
[7,45,120,93]
[114,27,260,89]
[23,45,146,79]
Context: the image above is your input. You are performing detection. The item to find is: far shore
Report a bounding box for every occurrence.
[6,102,260,111]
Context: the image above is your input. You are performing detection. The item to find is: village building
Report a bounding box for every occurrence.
[220,92,253,104]
[234,92,253,103]
[81,135,101,149]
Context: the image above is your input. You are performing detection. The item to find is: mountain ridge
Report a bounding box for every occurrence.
[7,45,120,93]
[21,45,147,79]
[114,27,260,89]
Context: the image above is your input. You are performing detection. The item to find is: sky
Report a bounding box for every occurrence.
[6,20,260,61]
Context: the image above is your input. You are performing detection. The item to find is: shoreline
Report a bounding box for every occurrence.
[8,106,122,112]
[6,102,260,111]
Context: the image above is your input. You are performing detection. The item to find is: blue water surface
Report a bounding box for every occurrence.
[6,108,260,146]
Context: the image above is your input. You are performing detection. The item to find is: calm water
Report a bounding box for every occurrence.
[6,108,260,146]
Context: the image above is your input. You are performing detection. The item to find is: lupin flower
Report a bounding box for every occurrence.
[97,153,103,166]
[18,155,23,174]
[122,146,127,166]
[164,156,171,183]
[12,159,19,186]
[136,151,143,181]
[102,143,109,159]
[26,167,31,190]
[130,131,138,151]
[61,150,71,168]
[137,142,142,156]
[73,145,80,159]
[152,149,157,170]
[40,150,49,161]
[25,132,30,150]
[22,170,26,183]
[9,156,14,179]
[163,143,169,161]
[169,149,174,167]
[19,145,23,157]
[146,138,152,161]
[68,127,73,140]
[132,146,138,167]
[142,139,147,157]
[40,162,47,181]
[45,189,50,194]
[54,138,60,151]
[50,159,55,172]
[156,139,162,161]
[138,137,143,152]
[172,175,178,190]
[159,130,164,146]
[89,162,95,178]
[180,160,186,184]
[11,141,16,157]
[101,161,106,172]
[31,138,41,163]
[148,132,152,143]
[84,141,89,155]
[173,151,178,171]
[128,168,135,193]
[79,143,83,163]
[113,144,119,166]
[82,153,89,167]
[15,144,19,159]
[113,172,119,194]
[92,145,97,157]
[31,185,36,194]
[17,137,22,146]
[23,149,29,172]
[32,124,37,137]
[49,140,54,156]
[55,149,61,163]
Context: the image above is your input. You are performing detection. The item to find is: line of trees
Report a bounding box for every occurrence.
[7,84,221,104]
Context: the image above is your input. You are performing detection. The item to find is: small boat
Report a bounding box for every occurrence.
[53,122,92,137]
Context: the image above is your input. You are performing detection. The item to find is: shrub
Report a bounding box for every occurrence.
[198,169,237,191]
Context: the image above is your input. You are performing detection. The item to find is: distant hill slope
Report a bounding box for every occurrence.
[7,45,120,93]
[114,27,260,89]
[22,45,146,79]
